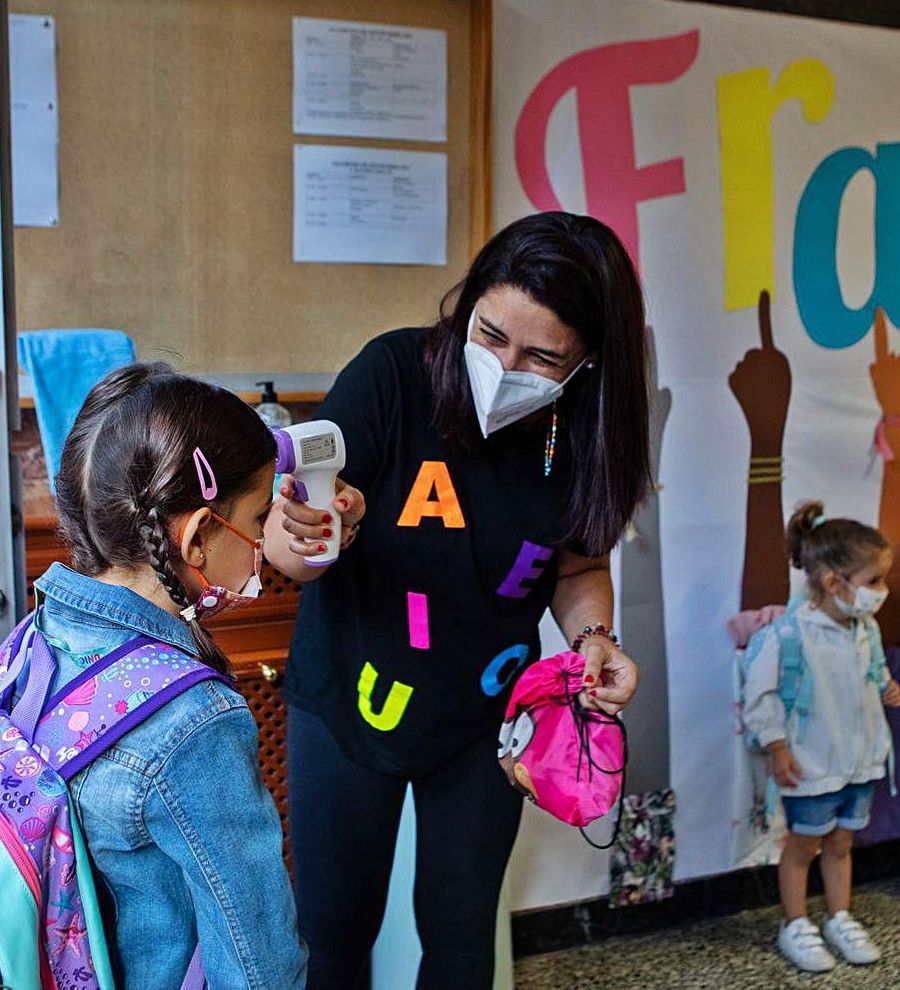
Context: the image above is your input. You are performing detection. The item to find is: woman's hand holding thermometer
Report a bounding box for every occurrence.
[272,421,365,565]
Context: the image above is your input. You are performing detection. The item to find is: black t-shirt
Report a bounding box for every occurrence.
[284,328,577,775]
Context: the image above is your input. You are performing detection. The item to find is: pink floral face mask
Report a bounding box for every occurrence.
[180,512,264,623]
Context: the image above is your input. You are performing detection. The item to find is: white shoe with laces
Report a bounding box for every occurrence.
[777,917,837,972]
[823,910,881,965]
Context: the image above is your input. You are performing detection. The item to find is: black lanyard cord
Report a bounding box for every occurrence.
[560,671,628,850]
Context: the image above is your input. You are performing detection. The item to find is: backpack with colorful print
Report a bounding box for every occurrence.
[0,611,223,990]
[731,605,893,866]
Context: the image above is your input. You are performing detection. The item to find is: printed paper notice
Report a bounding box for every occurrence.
[293,145,447,266]
[9,15,59,227]
[293,17,447,142]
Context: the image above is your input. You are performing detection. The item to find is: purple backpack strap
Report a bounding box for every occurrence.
[0,613,38,710]
[9,628,57,743]
[33,635,228,781]
[181,944,206,990]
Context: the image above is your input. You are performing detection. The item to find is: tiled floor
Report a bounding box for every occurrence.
[514,875,900,989]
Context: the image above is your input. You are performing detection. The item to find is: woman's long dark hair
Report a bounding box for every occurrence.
[55,362,276,673]
[425,211,651,557]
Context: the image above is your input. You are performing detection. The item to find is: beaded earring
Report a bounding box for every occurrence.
[544,403,558,477]
[544,356,594,477]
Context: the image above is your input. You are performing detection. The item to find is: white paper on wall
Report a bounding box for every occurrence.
[9,14,59,228]
[293,17,447,142]
[293,144,447,266]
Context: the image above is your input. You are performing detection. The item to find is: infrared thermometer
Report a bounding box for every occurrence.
[273,420,346,566]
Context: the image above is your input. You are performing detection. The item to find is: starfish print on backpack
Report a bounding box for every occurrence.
[54,913,88,958]
[50,887,77,915]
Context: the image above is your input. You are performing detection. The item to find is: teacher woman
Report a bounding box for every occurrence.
[265,211,651,989]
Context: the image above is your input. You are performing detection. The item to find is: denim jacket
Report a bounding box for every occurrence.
[31,563,307,990]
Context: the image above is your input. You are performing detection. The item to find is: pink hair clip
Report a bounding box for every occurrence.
[192,447,218,501]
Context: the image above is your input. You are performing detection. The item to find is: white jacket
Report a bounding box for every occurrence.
[743,601,890,797]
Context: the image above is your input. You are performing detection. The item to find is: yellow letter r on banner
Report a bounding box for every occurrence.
[718,59,834,310]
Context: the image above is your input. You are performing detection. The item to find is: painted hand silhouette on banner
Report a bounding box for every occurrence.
[728,291,792,456]
[870,307,900,648]
[857,308,900,845]
[870,307,900,418]
[729,291,792,610]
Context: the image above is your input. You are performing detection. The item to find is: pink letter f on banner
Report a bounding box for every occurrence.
[514,31,699,270]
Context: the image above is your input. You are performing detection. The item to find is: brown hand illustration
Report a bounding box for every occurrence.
[870,307,900,416]
[728,291,792,454]
[730,290,791,611]
[870,307,900,647]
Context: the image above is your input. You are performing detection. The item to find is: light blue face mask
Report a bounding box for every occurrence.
[463,310,586,438]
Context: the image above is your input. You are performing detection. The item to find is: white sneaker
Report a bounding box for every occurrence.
[777,917,837,972]
[823,910,881,965]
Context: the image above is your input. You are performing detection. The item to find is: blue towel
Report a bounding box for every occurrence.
[18,329,136,491]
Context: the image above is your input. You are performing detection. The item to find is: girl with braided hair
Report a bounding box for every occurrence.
[29,362,311,987]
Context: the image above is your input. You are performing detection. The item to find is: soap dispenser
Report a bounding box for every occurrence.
[254,381,292,429]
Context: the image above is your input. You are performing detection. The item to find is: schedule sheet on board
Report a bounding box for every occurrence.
[292,17,447,142]
[9,14,59,227]
[293,145,447,266]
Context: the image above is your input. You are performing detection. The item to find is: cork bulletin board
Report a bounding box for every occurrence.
[11,0,492,375]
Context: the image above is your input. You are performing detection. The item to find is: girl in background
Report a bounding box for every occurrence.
[744,500,900,973]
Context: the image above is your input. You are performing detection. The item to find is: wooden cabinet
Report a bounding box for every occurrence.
[24,508,300,872]
[227,650,294,872]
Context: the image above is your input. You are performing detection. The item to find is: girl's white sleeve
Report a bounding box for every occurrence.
[742,627,787,748]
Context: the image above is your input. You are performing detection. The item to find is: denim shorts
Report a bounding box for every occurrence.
[782,782,876,836]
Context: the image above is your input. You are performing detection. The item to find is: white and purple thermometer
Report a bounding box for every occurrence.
[273,420,346,566]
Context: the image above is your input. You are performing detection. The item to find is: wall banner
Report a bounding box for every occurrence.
[495,0,900,886]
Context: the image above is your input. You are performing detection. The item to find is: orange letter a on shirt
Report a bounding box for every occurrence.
[397,461,465,528]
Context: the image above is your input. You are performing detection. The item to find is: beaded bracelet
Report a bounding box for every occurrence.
[571,623,618,653]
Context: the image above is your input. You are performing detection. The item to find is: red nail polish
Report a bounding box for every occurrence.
[584,674,595,683]
[589,689,597,697]
[317,544,327,553]
[322,513,333,524]
[322,528,332,538]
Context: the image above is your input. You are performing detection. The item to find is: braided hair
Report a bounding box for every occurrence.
[138,506,192,609]
[55,363,276,673]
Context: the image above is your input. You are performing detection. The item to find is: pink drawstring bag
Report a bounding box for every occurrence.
[498,651,626,831]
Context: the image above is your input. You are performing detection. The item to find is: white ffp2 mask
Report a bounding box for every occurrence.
[834,577,889,619]
[463,310,585,438]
